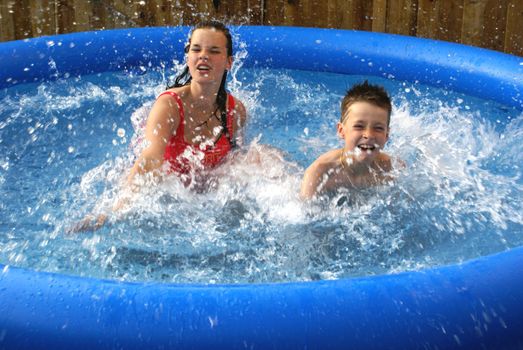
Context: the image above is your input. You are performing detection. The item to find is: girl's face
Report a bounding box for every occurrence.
[187,28,232,85]
[337,101,389,162]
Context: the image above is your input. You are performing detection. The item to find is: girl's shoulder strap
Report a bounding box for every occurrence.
[158,91,184,118]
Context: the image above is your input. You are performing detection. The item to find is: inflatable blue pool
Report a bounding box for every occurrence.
[0,26,522,349]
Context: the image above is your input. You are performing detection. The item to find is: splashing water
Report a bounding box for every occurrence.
[0,61,521,283]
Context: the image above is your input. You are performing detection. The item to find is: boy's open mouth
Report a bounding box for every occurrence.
[357,144,377,151]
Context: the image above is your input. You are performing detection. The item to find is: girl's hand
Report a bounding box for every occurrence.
[67,213,108,233]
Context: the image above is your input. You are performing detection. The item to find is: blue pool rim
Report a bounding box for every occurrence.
[1,26,522,349]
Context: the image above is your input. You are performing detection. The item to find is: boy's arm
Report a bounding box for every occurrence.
[300,151,338,200]
[300,162,322,200]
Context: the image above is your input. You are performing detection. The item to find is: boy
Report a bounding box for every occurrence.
[300,81,394,200]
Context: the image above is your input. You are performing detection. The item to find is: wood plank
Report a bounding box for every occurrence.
[361,0,374,31]
[333,0,347,28]
[90,1,109,30]
[438,0,463,43]
[12,0,33,39]
[241,0,262,24]
[183,0,207,24]
[247,0,263,25]
[505,0,523,56]
[283,0,299,26]
[217,0,250,24]
[481,0,507,52]
[57,0,76,34]
[72,0,92,32]
[337,0,358,29]
[167,0,184,25]
[386,0,417,36]
[28,0,57,37]
[263,0,284,25]
[0,0,16,41]
[109,0,141,28]
[153,0,174,26]
[461,0,487,47]
[372,0,388,33]
[311,0,328,28]
[96,1,118,29]
[417,0,464,43]
[325,0,339,28]
[416,0,438,39]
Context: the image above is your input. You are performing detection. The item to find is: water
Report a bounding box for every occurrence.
[0,65,522,284]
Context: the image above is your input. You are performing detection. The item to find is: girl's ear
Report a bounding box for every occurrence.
[336,122,345,139]
[226,56,233,71]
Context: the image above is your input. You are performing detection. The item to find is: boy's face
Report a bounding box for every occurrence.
[337,101,389,162]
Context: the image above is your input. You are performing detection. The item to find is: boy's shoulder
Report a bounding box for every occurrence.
[310,148,343,169]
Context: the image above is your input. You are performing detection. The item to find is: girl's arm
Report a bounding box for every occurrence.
[127,94,180,185]
[70,95,180,232]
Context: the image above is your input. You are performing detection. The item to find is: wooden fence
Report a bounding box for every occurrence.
[0,0,522,56]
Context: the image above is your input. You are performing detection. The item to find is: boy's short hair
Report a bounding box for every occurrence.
[340,81,392,126]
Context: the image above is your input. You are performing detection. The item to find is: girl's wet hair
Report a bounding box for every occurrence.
[340,80,392,126]
[167,21,235,147]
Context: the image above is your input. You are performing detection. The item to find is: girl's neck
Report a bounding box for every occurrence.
[187,81,220,108]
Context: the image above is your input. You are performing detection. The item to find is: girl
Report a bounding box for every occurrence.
[75,21,246,231]
[130,20,246,187]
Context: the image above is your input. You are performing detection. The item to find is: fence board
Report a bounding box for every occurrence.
[417,0,437,39]
[309,0,333,28]
[12,0,33,39]
[439,0,464,43]
[505,0,523,56]
[29,0,56,36]
[481,0,507,52]
[325,0,337,28]
[335,0,370,30]
[71,0,90,31]
[247,0,263,25]
[0,0,520,55]
[90,1,110,29]
[335,0,354,28]
[462,0,487,47]
[386,0,417,36]
[0,0,16,41]
[372,0,388,33]
[418,0,463,43]
[286,1,303,26]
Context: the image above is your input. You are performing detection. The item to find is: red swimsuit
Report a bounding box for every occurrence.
[159,91,236,174]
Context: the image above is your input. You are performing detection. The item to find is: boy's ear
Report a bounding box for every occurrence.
[336,122,345,138]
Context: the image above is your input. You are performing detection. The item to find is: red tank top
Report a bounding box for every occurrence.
[160,91,236,174]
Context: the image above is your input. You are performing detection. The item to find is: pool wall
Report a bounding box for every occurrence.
[2,26,522,108]
[1,26,523,349]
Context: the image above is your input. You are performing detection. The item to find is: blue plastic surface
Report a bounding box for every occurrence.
[0,26,522,349]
